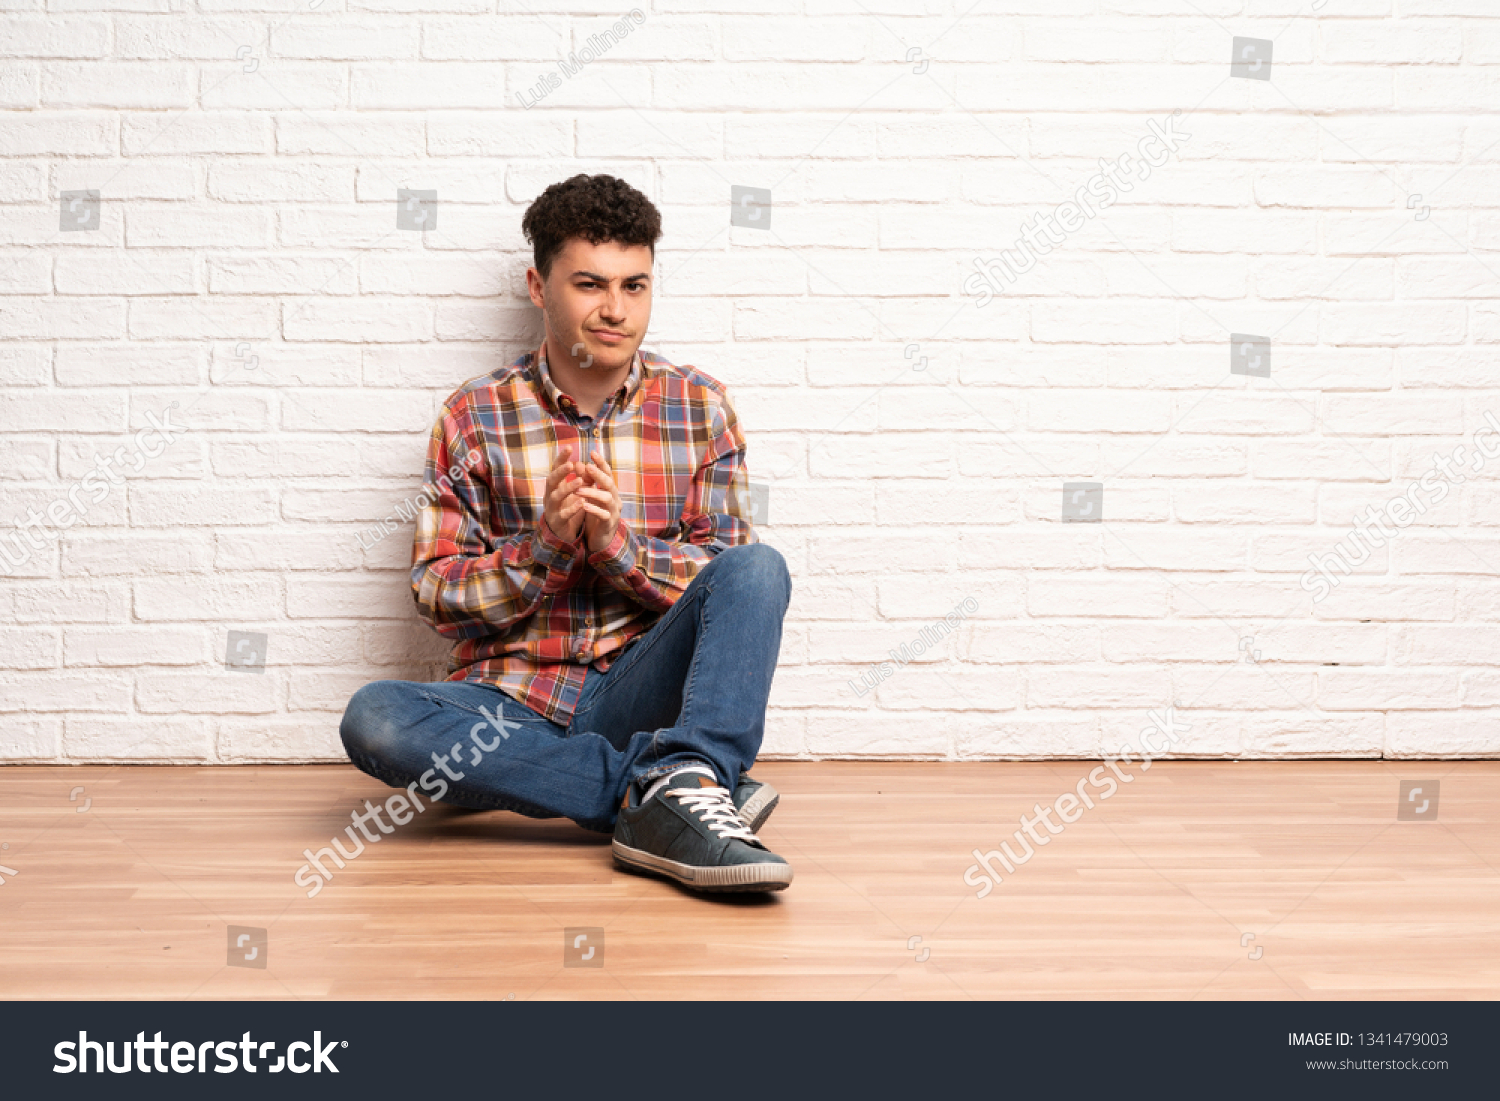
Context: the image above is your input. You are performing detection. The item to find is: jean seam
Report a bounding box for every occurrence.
[415,687,517,722]
[628,584,718,785]
[573,574,711,728]
[677,582,707,736]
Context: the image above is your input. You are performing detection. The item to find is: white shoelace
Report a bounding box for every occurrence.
[667,786,757,841]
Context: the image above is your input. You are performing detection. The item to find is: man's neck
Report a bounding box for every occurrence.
[543,336,633,420]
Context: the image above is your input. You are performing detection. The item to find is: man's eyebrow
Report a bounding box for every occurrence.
[570,270,652,282]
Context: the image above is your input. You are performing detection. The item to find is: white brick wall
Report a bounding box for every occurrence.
[3,3,1500,763]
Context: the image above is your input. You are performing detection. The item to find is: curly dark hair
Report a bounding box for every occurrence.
[521,174,662,278]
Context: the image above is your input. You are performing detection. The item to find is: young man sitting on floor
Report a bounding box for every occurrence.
[339,173,794,893]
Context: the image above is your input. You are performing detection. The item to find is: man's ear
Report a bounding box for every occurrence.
[525,266,546,309]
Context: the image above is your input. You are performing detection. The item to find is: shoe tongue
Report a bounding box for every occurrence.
[667,768,718,791]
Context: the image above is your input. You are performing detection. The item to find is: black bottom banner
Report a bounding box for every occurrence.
[3,999,1488,1099]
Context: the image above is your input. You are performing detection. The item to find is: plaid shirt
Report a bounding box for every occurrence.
[410,344,757,725]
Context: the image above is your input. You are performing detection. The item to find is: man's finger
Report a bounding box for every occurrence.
[584,463,616,492]
[547,450,575,488]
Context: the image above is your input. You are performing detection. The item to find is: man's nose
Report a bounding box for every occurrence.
[601,286,626,320]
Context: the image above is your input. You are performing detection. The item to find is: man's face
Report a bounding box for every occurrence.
[526,237,653,373]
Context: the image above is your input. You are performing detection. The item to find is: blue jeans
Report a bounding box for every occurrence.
[339,543,791,833]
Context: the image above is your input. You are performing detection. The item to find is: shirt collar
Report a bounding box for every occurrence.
[534,343,643,418]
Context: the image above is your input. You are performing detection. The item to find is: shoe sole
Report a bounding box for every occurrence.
[737,782,780,835]
[612,839,793,893]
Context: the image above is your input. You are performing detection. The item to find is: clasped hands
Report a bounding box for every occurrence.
[541,444,622,557]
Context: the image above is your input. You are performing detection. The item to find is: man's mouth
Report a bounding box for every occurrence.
[589,329,628,345]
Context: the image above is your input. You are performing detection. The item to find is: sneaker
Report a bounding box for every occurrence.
[613,769,793,893]
[733,771,779,834]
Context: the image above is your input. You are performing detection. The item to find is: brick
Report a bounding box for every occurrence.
[216,719,344,762]
[0,672,131,712]
[0,627,59,669]
[1027,574,1170,618]
[63,717,210,760]
[122,113,271,155]
[114,17,264,59]
[1242,715,1383,758]
[0,718,61,760]
[9,581,130,624]
[273,18,419,59]
[42,62,193,108]
[1320,670,1460,710]
[135,671,277,714]
[202,64,344,110]
[64,627,205,666]
[1027,665,1174,708]
[1323,394,1464,435]
[278,112,423,156]
[967,624,1101,664]
[1386,713,1500,757]
[61,533,212,577]
[129,483,276,527]
[0,344,49,386]
[0,297,126,340]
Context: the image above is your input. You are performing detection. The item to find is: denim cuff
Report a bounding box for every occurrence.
[632,756,723,788]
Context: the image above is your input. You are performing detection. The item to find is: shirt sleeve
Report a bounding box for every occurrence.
[586,388,758,613]
[410,401,586,639]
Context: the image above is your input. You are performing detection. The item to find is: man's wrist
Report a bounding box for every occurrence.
[586,525,613,557]
[586,519,635,575]
[535,514,583,566]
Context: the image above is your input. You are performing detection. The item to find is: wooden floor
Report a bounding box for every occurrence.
[1,760,1497,1000]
